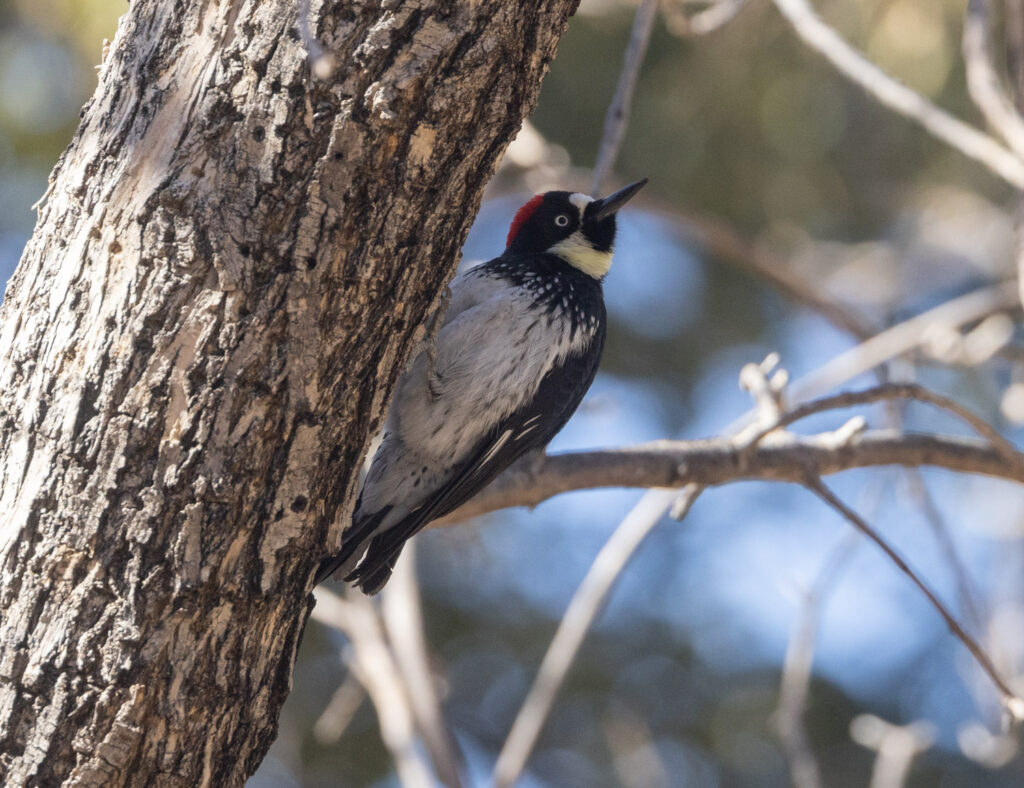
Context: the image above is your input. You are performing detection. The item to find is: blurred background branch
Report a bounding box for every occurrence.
[852,715,936,788]
[311,589,437,788]
[590,0,659,196]
[963,0,1024,161]
[804,477,1022,716]
[662,0,752,37]
[493,485,706,788]
[772,0,1024,188]
[380,543,464,788]
[773,525,864,788]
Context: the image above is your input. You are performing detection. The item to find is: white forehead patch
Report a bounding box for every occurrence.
[569,193,593,214]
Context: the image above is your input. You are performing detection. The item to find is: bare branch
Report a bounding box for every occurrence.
[903,469,986,632]
[804,478,1024,718]
[311,589,436,788]
[964,0,1024,159]
[474,300,1018,782]
[663,0,752,37]
[381,544,463,788]
[852,715,936,788]
[792,282,1020,400]
[481,285,1017,785]
[771,0,1024,189]
[668,283,1016,520]
[491,485,704,788]
[747,381,1019,461]
[590,0,659,196]
[432,431,1024,526]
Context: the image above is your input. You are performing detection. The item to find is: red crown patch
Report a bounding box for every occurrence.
[506,195,545,248]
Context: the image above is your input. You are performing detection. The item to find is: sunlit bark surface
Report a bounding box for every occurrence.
[0,1,577,784]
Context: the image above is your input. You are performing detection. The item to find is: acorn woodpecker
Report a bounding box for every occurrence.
[318,179,648,594]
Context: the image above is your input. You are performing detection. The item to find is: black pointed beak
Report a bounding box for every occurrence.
[589,178,648,222]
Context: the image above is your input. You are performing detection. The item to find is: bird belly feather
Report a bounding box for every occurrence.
[392,290,591,462]
[354,284,594,531]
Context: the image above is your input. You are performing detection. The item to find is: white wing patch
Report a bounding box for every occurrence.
[516,413,543,440]
[481,429,513,465]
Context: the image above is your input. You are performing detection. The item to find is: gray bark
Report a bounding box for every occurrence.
[0,0,578,784]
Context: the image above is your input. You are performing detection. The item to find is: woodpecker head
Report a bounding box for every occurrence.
[504,179,648,279]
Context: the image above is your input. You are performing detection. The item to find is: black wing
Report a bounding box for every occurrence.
[345,337,604,594]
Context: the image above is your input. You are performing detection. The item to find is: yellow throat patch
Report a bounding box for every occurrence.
[549,232,614,279]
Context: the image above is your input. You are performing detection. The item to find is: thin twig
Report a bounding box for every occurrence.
[745,382,1019,461]
[491,485,704,788]
[774,530,862,788]
[771,0,1024,188]
[590,0,659,196]
[964,0,1024,160]
[775,476,893,788]
[878,383,987,643]
[695,285,1018,507]
[775,594,828,788]
[739,353,787,427]
[871,386,987,640]
[903,469,986,632]
[804,477,1024,718]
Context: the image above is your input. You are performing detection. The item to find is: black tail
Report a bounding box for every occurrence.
[345,538,405,595]
[314,507,391,585]
[341,505,434,594]
[321,425,541,593]
[315,504,431,594]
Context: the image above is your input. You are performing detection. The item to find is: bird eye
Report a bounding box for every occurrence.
[554,214,570,227]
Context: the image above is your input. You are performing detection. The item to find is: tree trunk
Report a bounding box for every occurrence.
[0,0,577,784]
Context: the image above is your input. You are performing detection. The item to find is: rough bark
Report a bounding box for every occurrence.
[0,0,578,784]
